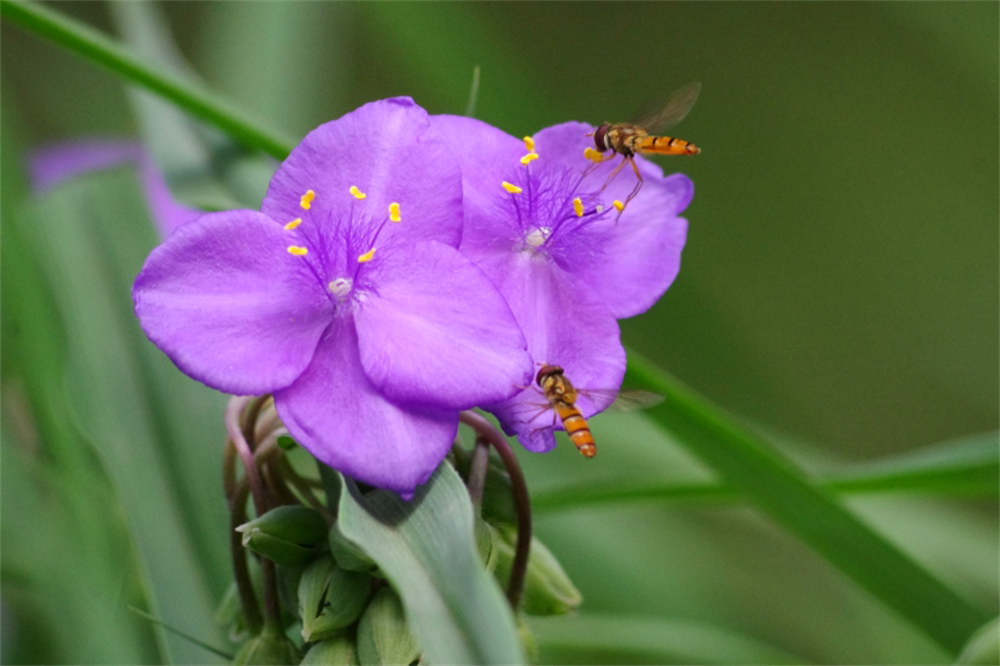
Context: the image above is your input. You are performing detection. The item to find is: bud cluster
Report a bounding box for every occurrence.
[221,399,581,665]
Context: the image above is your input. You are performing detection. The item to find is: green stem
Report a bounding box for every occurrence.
[0,0,295,160]
[624,349,989,654]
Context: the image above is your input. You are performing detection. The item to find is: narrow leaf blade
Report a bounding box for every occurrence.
[337,464,524,664]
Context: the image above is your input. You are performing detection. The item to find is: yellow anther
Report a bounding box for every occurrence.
[572,197,584,217]
[287,245,308,256]
[523,136,535,151]
[349,185,367,200]
[388,202,401,222]
[300,189,316,209]
[520,152,539,165]
[584,147,604,163]
[501,181,523,194]
[357,247,377,263]
[284,218,302,230]
[612,200,625,212]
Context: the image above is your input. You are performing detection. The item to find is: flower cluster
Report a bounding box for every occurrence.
[132,97,692,496]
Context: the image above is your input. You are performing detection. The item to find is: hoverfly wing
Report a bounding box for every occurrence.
[606,390,664,412]
[575,389,664,412]
[632,81,702,134]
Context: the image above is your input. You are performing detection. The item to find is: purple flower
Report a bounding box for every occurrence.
[29,139,199,237]
[133,98,531,495]
[431,115,692,453]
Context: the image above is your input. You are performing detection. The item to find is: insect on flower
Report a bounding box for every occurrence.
[532,364,663,458]
[587,81,702,214]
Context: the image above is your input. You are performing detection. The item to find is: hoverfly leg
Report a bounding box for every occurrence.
[599,156,629,193]
[616,157,644,220]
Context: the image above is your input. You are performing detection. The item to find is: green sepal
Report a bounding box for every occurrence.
[300,633,358,665]
[356,587,420,665]
[298,557,372,642]
[236,505,329,567]
[233,626,300,665]
[328,521,376,572]
[494,526,582,616]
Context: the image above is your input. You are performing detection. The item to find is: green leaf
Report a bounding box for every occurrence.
[18,173,229,663]
[530,614,802,664]
[624,349,990,654]
[532,430,999,511]
[337,464,524,664]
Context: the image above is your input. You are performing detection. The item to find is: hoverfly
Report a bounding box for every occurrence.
[532,363,662,458]
[588,82,702,214]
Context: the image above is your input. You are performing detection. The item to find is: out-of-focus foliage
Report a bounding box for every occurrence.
[2,2,996,664]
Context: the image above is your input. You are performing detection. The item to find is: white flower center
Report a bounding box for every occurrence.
[328,277,353,299]
[524,226,551,248]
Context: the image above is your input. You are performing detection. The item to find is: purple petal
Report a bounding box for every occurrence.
[514,424,558,454]
[133,209,333,394]
[29,140,141,192]
[477,252,626,447]
[275,318,457,496]
[355,241,531,409]
[263,98,462,250]
[29,140,199,237]
[530,123,693,318]
[563,175,691,319]
[137,152,201,237]
[429,115,525,257]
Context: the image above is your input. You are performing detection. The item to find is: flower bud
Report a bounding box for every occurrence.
[236,505,329,567]
[233,627,300,665]
[479,458,517,525]
[301,633,358,665]
[328,521,375,572]
[357,587,420,665]
[298,557,372,642]
[494,526,582,615]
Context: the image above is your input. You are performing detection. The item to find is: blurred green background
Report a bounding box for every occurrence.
[2,2,996,664]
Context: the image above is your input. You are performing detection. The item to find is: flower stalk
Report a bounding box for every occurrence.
[465,435,491,509]
[459,411,532,610]
[224,396,287,633]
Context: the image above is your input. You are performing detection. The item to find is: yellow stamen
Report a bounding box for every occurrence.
[299,189,316,209]
[388,202,401,222]
[572,197,584,217]
[612,200,625,212]
[287,245,308,256]
[523,136,535,151]
[501,181,523,194]
[284,218,302,230]
[357,247,377,263]
[584,147,604,163]
[520,152,539,165]
[349,185,367,200]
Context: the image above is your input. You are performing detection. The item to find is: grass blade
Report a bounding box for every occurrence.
[624,349,990,654]
[534,430,999,511]
[0,0,294,159]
